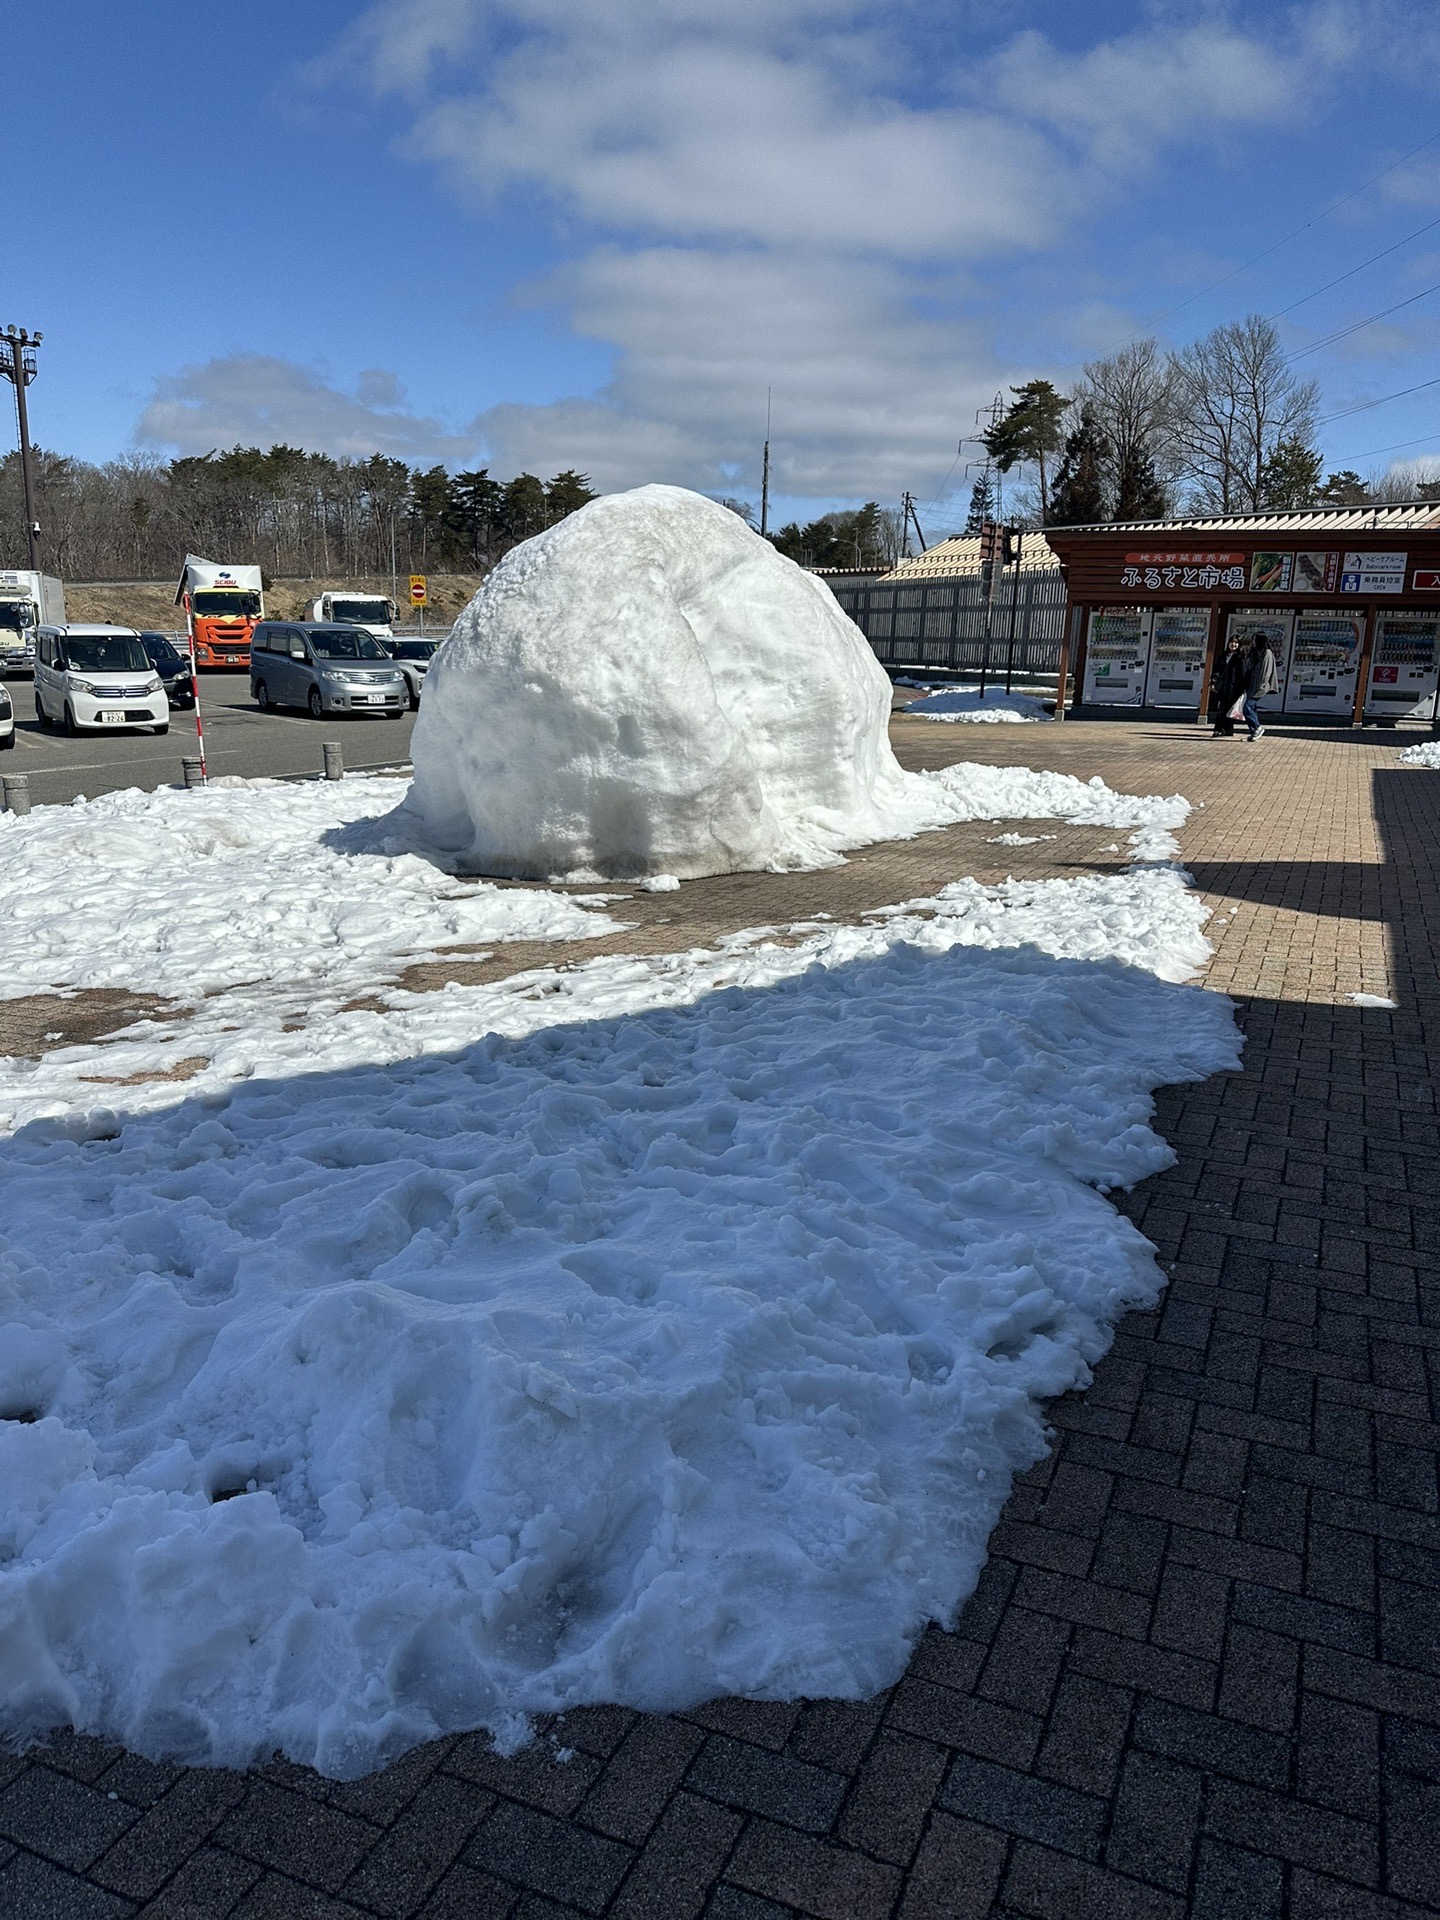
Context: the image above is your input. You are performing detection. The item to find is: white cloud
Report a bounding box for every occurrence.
[136,355,482,463]
[270,2,1420,500]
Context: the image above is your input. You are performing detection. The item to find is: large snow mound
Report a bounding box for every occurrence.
[0,889,1237,1777]
[406,485,924,879]
[907,688,1050,724]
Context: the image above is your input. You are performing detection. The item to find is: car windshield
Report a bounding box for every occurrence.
[0,603,32,632]
[142,636,185,671]
[309,629,390,660]
[390,640,438,660]
[332,601,390,626]
[193,591,261,617]
[64,635,150,673]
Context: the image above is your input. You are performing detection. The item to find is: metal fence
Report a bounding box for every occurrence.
[825,569,1069,676]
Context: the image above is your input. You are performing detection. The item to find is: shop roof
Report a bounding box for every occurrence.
[1047,501,1440,538]
[881,534,1060,581]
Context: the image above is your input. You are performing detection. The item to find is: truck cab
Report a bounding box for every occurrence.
[176,557,264,669]
[306,592,396,640]
[0,570,65,675]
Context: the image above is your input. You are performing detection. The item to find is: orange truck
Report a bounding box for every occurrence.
[175,556,264,669]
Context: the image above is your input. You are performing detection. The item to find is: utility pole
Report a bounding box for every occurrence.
[760,388,772,538]
[0,327,43,570]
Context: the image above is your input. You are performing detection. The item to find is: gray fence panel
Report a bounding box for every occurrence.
[824,571,1068,676]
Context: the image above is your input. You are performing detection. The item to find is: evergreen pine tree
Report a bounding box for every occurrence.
[963,473,995,535]
[1047,406,1110,526]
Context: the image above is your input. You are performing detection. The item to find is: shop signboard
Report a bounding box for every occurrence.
[1294,552,1339,592]
[1118,551,1244,591]
[1250,552,1293,592]
[1341,552,1406,594]
[1413,570,1440,591]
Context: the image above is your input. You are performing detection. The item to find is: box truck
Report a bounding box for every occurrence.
[0,570,65,674]
[305,591,396,638]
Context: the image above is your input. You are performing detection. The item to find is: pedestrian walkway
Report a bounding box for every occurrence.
[1,719,1437,1919]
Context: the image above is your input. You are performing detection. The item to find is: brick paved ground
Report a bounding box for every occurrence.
[2,718,1438,1919]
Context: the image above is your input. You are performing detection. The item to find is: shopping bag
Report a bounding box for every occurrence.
[1227,695,1247,721]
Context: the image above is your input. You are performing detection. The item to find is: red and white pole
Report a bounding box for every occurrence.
[183,592,207,782]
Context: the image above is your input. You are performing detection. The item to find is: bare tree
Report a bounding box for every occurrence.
[1076,337,1176,519]
[1167,316,1319,514]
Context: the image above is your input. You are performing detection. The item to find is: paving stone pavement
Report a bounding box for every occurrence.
[2,717,1438,1919]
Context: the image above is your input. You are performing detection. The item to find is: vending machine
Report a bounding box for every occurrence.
[1083,608,1150,705]
[1143,608,1209,709]
[1226,611,1294,714]
[1364,612,1440,721]
[1282,611,1363,717]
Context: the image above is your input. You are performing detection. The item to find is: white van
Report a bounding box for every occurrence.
[34,625,169,735]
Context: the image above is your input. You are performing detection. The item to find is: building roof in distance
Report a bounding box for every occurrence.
[1046,502,1440,538]
[881,534,1059,582]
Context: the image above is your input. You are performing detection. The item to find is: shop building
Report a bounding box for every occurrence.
[1044,504,1440,725]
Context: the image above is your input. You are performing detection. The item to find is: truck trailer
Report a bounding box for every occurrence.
[0,570,65,674]
[305,591,396,638]
[175,557,264,669]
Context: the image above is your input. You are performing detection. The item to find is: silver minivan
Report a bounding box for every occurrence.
[250,622,407,719]
[34,625,169,734]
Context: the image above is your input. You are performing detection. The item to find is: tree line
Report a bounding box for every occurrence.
[0,445,597,581]
[969,314,1439,530]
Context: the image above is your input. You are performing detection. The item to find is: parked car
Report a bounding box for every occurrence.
[0,681,13,748]
[33,625,169,735]
[249,622,407,718]
[383,637,440,707]
[138,633,196,709]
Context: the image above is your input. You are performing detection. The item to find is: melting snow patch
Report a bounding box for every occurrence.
[1399,740,1440,768]
[1350,992,1397,1008]
[907,688,1050,724]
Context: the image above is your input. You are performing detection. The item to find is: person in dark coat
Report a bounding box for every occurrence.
[1209,636,1246,736]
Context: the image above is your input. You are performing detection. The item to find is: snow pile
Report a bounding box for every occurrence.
[0,778,615,1004]
[0,872,1236,1776]
[924,762,1190,864]
[406,485,928,880]
[908,688,1050,724]
[1399,739,1440,768]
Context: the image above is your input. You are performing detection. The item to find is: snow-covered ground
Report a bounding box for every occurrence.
[0,761,1233,1776]
[1399,739,1440,768]
[906,688,1050,724]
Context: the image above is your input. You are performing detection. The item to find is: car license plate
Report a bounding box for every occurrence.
[98,709,125,724]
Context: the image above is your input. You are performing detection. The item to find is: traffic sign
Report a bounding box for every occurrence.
[409,575,428,606]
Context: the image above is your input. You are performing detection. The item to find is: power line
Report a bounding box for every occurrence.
[1321,372,1440,424]
[1345,429,1440,461]
[1271,213,1440,319]
[1288,277,1440,360]
[1141,128,1440,330]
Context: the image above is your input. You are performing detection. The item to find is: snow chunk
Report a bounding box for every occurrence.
[405,486,924,880]
[908,688,1050,724]
[1399,740,1440,768]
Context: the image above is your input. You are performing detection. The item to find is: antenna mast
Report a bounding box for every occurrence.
[760,388,772,537]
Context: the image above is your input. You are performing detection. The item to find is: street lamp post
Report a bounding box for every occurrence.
[0,326,42,570]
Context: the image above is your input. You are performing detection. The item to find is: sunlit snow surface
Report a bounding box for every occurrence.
[1399,739,1440,768]
[0,769,1235,1777]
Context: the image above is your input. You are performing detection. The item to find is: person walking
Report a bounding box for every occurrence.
[1242,632,1280,740]
[1209,635,1247,737]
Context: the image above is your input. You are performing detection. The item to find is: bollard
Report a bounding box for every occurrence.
[2,773,30,816]
[323,742,343,782]
[181,757,205,789]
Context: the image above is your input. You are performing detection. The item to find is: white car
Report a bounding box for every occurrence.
[0,681,13,748]
[34,625,168,735]
[385,637,440,707]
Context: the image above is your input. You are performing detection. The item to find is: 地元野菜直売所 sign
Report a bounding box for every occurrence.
[1119,551,1244,591]
[1341,552,1406,594]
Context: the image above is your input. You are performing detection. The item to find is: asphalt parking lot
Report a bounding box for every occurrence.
[2,672,418,806]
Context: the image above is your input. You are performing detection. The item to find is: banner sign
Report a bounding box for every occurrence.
[1413,570,1440,591]
[1341,552,1406,594]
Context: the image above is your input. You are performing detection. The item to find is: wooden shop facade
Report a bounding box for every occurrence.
[1043,504,1440,726]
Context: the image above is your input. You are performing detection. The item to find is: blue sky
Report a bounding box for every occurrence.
[9,0,1440,524]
